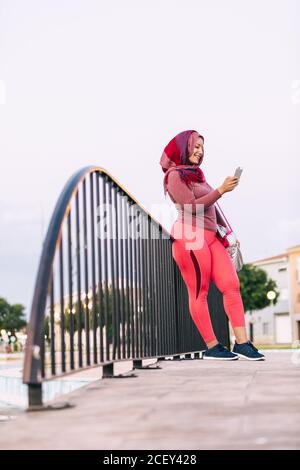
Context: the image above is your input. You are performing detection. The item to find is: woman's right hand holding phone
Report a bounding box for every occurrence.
[218,176,239,195]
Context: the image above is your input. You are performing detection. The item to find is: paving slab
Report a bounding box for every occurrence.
[0,352,299,450]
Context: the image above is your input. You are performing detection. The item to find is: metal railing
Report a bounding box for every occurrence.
[23,166,229,409]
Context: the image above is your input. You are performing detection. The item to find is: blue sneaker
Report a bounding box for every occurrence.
[232,341,265,361]
[203,342,239,361]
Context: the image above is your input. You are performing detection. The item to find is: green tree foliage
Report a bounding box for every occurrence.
[238,263,279,313]
[0,297,27,338]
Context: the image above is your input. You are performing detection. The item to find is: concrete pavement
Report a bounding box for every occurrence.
[0,351,299,450]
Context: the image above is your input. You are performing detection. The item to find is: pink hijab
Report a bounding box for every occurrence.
[159,130,206,196]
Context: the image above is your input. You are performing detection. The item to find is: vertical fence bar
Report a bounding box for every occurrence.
[167,241,173,354]
[168,241,176,355]
[176,266,183,353]
[172,248,180,354]
[82,178,90,366]
[146,219,150,357]
[136,207,142,358]
[108,182,117,360]
[124,197,131,358]
[147,217,154,357]
[113,187,121,360]
[140,213,146,357]
[90,172,98,364]
[40,324,45,379]
[59,238,66,373]
[75,191,83,368]
[162,229,168,355]
[167,240,173,354]
[143,215,150,357]
[67,211,74,370]
[119,192,126,359]
[152,224,159,357]
[50,274,56,376]
[102,175,110,362]
[157,226,163,356]
[163,235,170,355]
[129,202,136,358]
[133,205,139,358]
[96,172,104,363]
[162,236,168,355]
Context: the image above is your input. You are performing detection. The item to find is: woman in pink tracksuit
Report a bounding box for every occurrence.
[160,130,265,361]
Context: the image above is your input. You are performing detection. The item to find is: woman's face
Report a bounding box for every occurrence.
[188,136,204,166]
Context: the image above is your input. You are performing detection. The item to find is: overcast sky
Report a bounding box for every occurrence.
[0,0,299,314]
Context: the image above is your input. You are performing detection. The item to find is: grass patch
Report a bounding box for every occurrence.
[255,343,296,350]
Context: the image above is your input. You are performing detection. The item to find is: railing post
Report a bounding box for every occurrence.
[28,384,43,409]
[172,251,180,354]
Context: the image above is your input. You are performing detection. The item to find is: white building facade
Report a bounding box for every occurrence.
[246,253,292,344]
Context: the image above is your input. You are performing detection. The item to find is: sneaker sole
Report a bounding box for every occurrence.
[203,355,239,361]
[234,353,265,361]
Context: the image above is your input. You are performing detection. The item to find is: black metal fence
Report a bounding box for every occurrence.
[23,166,229,409]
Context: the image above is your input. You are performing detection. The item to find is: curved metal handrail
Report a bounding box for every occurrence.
[23,166,173,384]
[23,165,229,409]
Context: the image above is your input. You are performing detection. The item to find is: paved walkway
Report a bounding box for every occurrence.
[1,352,300,450]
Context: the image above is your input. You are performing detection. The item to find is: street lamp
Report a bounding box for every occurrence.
[267,290,276,302]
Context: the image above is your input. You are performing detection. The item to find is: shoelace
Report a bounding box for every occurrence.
[235,341,259,353]
[247,341,259,353]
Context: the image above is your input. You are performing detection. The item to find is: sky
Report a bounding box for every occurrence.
[0,0,299,314]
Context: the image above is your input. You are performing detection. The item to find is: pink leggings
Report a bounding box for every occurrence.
[171,220,245,344]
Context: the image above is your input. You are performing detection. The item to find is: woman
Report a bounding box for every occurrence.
[160,129,265,361]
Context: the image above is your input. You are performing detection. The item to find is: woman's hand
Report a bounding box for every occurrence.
[218,176,239,195]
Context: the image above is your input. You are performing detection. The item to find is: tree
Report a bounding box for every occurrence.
[0,297,27,339]
[238,264,279,341]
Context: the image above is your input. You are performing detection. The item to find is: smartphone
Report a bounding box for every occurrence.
[234,166,243,179]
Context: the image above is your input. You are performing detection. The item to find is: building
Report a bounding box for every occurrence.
[244,244,300,345]
[286,245,300,343]
[248,253,290,344]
